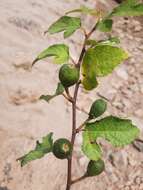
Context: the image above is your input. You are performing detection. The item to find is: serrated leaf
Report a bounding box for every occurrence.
[110,0,143,17]
[84,116,139,148]
[97,19,113,32]
[82,131,102,161]
[46,16,81,38]
[32,44,69,66]
[18,133,53,167]
[66,5,99,16]
[82,45,128,78]
[40,82,64,103]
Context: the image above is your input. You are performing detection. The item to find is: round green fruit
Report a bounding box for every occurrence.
[86,159,105,177]
[53,138,72,159]
[59,64,79,88]
[89,99,107,119]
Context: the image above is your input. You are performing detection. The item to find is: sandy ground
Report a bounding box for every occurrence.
[0,0,143,190]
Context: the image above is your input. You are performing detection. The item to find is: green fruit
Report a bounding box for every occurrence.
[53,138,72,159]
[59,64,79,87]
[86,159,105,177]
[89,99,107,119]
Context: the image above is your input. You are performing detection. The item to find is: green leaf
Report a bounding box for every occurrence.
[32,44,69,66]
[97,19,113,32]
[82,131,102,161]
[81,59,98,90]
[66,5,99,16]
[98,37,120,46]
[40,82,64,103]
[82,45,128,77]
[85,116,139,147]
[86,37,120,47]
[46,16,81,38]
[18,133,53,167]
[110,0,143,17]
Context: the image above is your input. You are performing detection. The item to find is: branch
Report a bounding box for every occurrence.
[77,21,99,68]
[76,118,89,133]
[70,56,76,65]
[71,175,87,185]
[66,21,99,190]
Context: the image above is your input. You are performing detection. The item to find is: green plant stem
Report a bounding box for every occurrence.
[65,22,99,190]
[71,174,87,185]
[76,118,90,133]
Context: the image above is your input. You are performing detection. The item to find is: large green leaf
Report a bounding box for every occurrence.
[82,45,128,78]
[85,116,139,147]
[82,116,139,161]
[97,19,113,32]
[18,133,53,167]
[32,44,69,66]
[40,82,64,103]
[110,0,143,17]
[46,16,81,38]
[66,5,99,16]
[82,131,102,161]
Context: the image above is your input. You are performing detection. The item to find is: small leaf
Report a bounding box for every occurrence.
[110,0,143,17]
[86,37,120,47]
[85,116,139,147]
[46,16,81,38]
[66,5,99,16]
[18,133,53,167]
[82,45,128,77]
[98,37,120,46]
[40,82,64,103]
[82,130,102,161]
[97,19,113,32]
[32,44,69,66]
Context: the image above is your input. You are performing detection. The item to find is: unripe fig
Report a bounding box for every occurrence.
[86,159,105,177]
[89,99,107,119]
[53,138,72,159]
[59,64,79,88]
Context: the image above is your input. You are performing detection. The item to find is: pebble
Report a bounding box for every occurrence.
[116,67,129,80]
[134,25,142,32]
[109,150,128,170]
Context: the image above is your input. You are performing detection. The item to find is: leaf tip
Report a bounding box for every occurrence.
[32,58,39,67]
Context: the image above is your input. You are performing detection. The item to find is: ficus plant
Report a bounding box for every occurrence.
[17,1,143,190]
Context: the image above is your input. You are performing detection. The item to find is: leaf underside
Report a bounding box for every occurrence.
[82,116,139,160]
[110,0,143,17]
[18,133,53,167]
[32,44,69,65]
[66,5,99,16]
[40,82,64,103]
[47,16,81,38]
[82,131,102,161]
[86,37,120,47]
